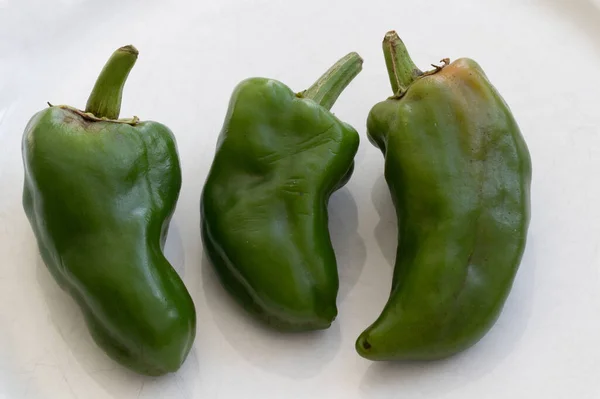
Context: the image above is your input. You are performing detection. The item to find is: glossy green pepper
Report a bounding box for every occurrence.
[22,46,196,375]
[356,32,532,360]
[201,53,362,331]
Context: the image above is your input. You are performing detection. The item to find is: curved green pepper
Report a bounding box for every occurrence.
[201,53,362,331]
[356,32,531,360]
[22,46,196,375]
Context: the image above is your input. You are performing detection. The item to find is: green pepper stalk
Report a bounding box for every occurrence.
[85,45,139,120]
[302,52,363,110]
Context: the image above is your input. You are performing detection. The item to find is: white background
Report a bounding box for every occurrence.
[1,0,599,398]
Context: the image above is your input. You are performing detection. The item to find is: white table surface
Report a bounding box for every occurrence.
[1,0,599,398]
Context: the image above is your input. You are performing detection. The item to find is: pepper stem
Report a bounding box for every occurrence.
[84,45,138,120]
[302,52,363,111]
[382,31,423,96]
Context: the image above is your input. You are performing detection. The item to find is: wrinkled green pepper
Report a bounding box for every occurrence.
[356,32,531,360]
[22,46,196,375]
[201,53,362,331]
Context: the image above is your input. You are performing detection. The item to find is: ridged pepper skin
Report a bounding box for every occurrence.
[201,53,362,331]
[22,46,195,376]
[356,32,531,360]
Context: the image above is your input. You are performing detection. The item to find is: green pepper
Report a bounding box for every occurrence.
[356,32,532,360]
[201,52,362,331]
[22,46,195,375]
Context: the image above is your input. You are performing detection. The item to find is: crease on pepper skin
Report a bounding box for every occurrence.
[201,53,362,332]
[356,31,531,361]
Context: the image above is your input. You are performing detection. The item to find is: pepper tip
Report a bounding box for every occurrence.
[356,332,375,359]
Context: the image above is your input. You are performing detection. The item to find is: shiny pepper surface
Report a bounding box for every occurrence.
[356,32,532,360]
[22,46,196,375]
[201,53,362,331]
